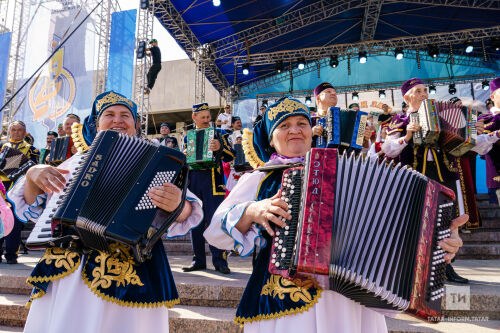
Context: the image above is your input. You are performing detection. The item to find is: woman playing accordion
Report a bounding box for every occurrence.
[205,97,467,333]
[7,91,204,333]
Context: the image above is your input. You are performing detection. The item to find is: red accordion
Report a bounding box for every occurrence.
[268,148,456,322]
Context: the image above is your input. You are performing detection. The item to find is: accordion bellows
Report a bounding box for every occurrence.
[28,130,188,263]
[186,127,218,170]
[0,147,35,180]
[269,148,455,322]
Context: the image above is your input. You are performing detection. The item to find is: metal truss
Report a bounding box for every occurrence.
[193,45,208,103]
[1,0,30,137]
[0,0,8,34]
[211,0,365,60]
[90,0,116,99]
[253,73,496,103]
[361,0,384,42]
[239,49,499,96]
[133,0,154,137]
[154,0,229,94]
[398,0,500,9]
[233,25,500,66]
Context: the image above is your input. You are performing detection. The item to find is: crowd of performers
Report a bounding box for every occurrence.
[0,76,497,333]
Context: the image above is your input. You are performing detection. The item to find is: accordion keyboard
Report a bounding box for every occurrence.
[426,202,453,303]
[270,168,302,270]
[135,171,177,211]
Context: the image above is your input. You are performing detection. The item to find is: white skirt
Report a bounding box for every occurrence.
[24,264,170,333]
[244,290,388,333]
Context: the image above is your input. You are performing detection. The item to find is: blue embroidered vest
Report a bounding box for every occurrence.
[27,241,179,308]
[235,170,321,325]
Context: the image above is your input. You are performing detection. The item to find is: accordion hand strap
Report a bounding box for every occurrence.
[71,123,89,153]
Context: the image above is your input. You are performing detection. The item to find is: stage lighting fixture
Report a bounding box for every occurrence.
[427,45,439,58]
[140,0,149,9]
[464,40,474,53]
[329,55,339,68]
[352,92,359,101]
[297,57,305,70]
[213,0,221,6]
[305,96,312,106]
[242,63,250,75]
[492,38,500,51]
[482,80,490,91]
[262,99,268,107]
[358,51,367,64]
[429,85,437,94]
[275,60,284,73]
[136,41,146,59]
[379,90,386,99]
[394,48,404,60]
[448,84,457,95]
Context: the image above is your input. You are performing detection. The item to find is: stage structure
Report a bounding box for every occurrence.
[133,0,154,137]
[0,0,32,137]
[0,0,119,140]
[154,1,500,102]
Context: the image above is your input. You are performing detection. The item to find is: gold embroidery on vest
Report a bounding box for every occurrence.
[90,243,144,289]
[261,274,314,303]
[41,247,80,271]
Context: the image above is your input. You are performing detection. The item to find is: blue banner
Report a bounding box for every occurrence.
[106,10,137,98]
[0,32,12,117]
[14,7,95,149]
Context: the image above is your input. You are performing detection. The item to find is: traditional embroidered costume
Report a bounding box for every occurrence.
[183,103,235,271]
[0,122,40,263]
[7,91,203,333]
[205,97,388,333]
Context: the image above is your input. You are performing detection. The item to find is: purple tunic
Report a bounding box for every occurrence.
[387,114,459,183]
[479,113,500,188]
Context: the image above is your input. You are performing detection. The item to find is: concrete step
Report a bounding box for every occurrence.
[457,244,500,259]
[1,295,500,333]
[481,219,500,229]
[163,241,211,256]
[460,230,500,243]
[386,317,500,333]
[0,326,22,333]
[478,207,500,219]
[0,294,27,327]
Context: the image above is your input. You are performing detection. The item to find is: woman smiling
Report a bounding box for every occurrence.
[205,97,465,333]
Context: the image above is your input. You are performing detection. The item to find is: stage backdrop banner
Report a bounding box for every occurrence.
[0,32,12,120]
[14,6,95,149]
[106,9,137,98]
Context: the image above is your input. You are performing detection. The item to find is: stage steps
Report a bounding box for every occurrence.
[0,254,499,332]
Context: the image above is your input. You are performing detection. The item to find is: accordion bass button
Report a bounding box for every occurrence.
[282,248,286,252]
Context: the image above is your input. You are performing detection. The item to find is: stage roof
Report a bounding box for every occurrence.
[154,0,500,96]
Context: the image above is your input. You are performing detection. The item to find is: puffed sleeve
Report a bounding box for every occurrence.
[204,171,267,257]
[6,175,48,222]
[165,189,203,238]
[6,155,78,223]
[382,132,408,158]
[471,132,499,155]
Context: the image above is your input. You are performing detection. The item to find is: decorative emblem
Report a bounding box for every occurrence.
[261,274,314,303]
[29,48,76,122]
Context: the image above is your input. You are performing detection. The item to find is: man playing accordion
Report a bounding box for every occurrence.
[0,121,39,264]
[382,78,498,284]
